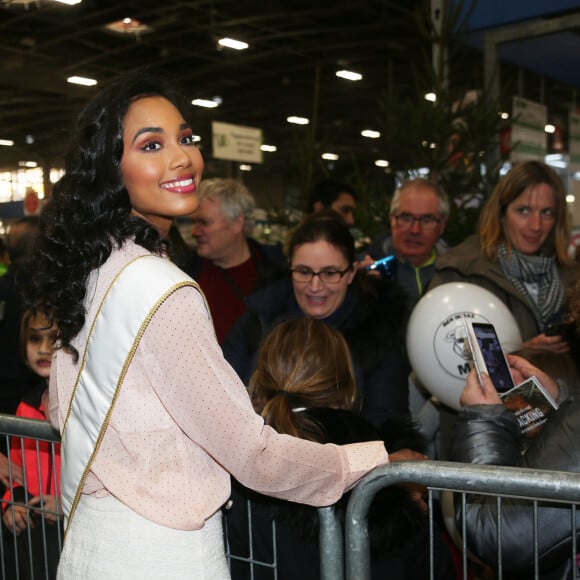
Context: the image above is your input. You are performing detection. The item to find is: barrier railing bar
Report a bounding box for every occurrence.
[318,505,343,580]
[0,416,58,443]
[496,496,502,579]
[345,460,580,580]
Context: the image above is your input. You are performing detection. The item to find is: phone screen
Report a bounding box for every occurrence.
[471,322,515,393]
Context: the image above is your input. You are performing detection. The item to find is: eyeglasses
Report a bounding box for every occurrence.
[392,213,442,230]
[290,266,352,284]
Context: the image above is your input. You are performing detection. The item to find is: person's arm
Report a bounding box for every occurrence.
[453,370,580,573]
[0,453,23,488]
[451,370,519,465]
[145,286,390,506]
[458,401,580,572]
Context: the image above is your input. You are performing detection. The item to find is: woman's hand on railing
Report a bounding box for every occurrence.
[388,449,428,462]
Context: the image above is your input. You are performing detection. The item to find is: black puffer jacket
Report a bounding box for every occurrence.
[451,401,580,579]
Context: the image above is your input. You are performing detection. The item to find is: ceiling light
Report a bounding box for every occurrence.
[375,159,389,168]
[261,144,277,152]
[544,124,556,134]
[286,116,309,125]
[218,37,249,50]
[239,164,252,171]
[336,70,362,81]
[53,0,82,4]
[500,112,509,120]
[67,76,97,86]
[0,140,14,147]
[104,18,153,36]
[424,92,437,102]
[545,153,566,168]
[361,129,381,139]
[566,194,575,203]
[321,153,339,161]
[18,161,38,168]
[192,98,220,109]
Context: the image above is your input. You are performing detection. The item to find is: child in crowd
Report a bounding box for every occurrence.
[2,310,61,580]
[225,318,456,579]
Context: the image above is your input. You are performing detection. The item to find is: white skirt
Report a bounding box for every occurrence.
[57,494,231,580]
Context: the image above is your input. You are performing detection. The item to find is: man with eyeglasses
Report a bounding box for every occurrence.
[184,178,286,343]
[365,178,449,306]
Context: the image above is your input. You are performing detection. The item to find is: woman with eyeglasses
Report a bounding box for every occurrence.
[222,214,411,426]
[430,161,578,353]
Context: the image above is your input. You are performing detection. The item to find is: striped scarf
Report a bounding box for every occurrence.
[497,242,563,330]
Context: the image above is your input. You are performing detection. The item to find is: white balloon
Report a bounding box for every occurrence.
[407,282,522,410]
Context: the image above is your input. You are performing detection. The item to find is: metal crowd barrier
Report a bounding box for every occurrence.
[0,414,62,580]
[2,415,580,580]
[344,460,580,580]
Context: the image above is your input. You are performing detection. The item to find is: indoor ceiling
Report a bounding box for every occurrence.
[1,0,580,179]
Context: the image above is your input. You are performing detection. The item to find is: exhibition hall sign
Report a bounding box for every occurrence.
[212,121,263,164]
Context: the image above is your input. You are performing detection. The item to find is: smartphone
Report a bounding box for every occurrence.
[365,255,397,280]
[464,321,515,393]
[544,321,573,337]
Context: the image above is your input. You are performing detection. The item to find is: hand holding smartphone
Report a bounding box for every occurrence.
[463,320,515,393]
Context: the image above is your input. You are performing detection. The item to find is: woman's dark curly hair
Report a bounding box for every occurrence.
[24,72,190,359]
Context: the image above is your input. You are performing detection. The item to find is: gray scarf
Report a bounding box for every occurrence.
[497,242,563,330]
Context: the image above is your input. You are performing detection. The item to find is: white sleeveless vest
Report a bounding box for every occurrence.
[60,254,202,531]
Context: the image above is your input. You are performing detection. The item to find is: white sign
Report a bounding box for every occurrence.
[212,121,263,163]
[511,96,546,162]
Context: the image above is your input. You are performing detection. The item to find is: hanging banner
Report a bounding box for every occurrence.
[569,112,580,173]
[511,97,547,162]
[212,121,263,164]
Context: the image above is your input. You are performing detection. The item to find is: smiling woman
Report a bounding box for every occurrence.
[120,96,203,237]
[223,215,412,426]
[22,72,396,580]
[430,160,579,353]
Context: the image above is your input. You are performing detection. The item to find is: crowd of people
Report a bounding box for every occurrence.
[1,71,580,579]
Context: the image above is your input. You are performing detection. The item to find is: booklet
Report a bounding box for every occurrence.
[499,376,559,438]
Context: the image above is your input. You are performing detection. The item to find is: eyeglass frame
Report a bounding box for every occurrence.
[391,212,443,230]
[290,265,353,284]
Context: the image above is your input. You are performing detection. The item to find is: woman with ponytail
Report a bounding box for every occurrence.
[226,319,455,580]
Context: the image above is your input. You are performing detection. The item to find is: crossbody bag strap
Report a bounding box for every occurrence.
[60,254,203,531]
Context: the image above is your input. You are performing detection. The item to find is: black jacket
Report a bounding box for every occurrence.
[222,274,411,426]
[451,401,580,579]
[225,410,456,580]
